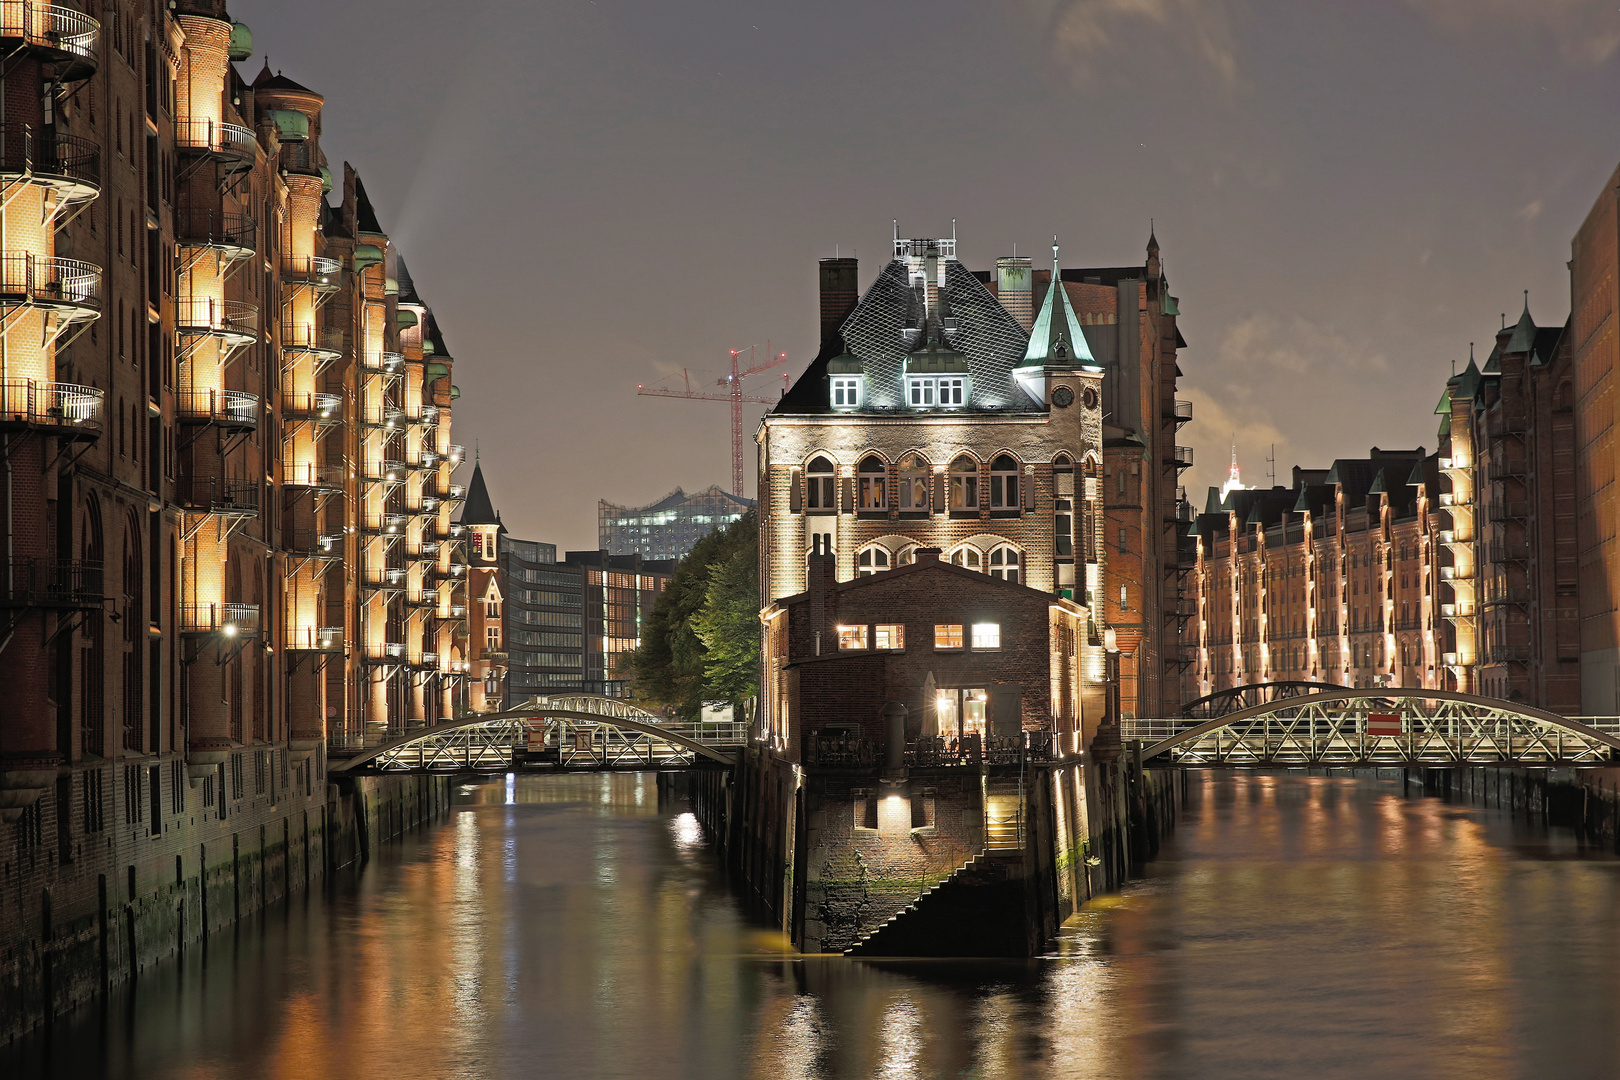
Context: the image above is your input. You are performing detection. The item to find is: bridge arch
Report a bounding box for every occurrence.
[331,695,741,773]
[1179,680,1352,719]
[1131,689,1620,766]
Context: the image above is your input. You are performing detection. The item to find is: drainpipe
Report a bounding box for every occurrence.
[881,700,908,785]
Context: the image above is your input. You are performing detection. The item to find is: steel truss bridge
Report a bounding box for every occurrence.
[1122,688,1620,767]
[330,695,746,774]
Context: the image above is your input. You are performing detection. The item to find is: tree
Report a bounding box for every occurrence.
[630,510,759,720]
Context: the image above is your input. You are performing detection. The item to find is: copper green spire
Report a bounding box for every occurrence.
[1018,237,1095,369]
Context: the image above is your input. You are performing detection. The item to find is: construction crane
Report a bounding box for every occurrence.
[637,344,789,497]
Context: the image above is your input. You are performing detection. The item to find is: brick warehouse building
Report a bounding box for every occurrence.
[757,228,1189,724]
[760,550,1104,953]
[1,1,469,1030]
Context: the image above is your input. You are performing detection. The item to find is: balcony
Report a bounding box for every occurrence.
[286,626,343,653]
[1168,445,1194,470]
[282,255,341,296]
[175,119,257,167]
[0,253,100,320]
[176,389,258,431]
[1488,500,1528,521]
[442,602,468,619]
[175,298,257,349]
[0,379,101,438]
[360,351,404,375]
[1487,459,1527,483]
[359,405,404,431]
[435,521,466,542]
[282,462,343,491]
[415,651,439,669]
[0,125,100,205]
[285,530,343,561]
[1483,643,1532,664]
[447,444,465,464]
[177,476,258,516]
[409,539,440,560]
[0,556,102,609]
[360,513,407,537]
[1164,399,1193,425]
[411,588,440,609]
[363,642,407,663]
[411,448,440,470]
[363,566,406,589]
[363,458,408,484]
[429,561,468,582]
[181,602,260,638]
[282,322,344,363]
[283,392,341,424]
[440,482,466,502]
[0,2,98,79]
[176,209,256,262]
[1488,541,1529,563]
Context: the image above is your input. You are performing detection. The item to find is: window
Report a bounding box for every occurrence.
[908,378,935,407]
[837,625,868,650]
[485,599,501,619]
[806,456,835,510]
[486,626,501,651]
[950,546,982,571]
[857,545,890,576]
[971,622,1001,649]
[908,377,965,407]
[988,545,1021,584]
[857,456,886,510]
[1119,584,1128,608]
[1117,469,1127,496]
[938,378,964,406]
[934,688,988,740]
[874,624,904,650]
[898,454,929,511]
[832,377,860,407]
[989,454,1019,509]
[934,624,963,649]
[949,456,978,510]
[1118,527,1128,553]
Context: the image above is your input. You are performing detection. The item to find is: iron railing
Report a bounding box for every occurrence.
[282,462,343,489]
[175,118,256,158]
[281,254,340,286]
[177,476,258,514]
[282,322,344,354]
[181,602,260,636]
[0,124,99,188]
[364,642,407,662]
[176,209,256,251]
[0,2,99,72]
[0,556,102,607]
[0,379,101,430]
[0,252,100,310]
[360,351,404,373]
[176,389,257,427]
[285,530,342,559]
[175,297,257,339]
[1170,445,1194,468]
[283,392,341,422]
[286,626,343,652]
[360,513,406,536]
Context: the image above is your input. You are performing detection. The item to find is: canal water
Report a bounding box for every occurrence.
[9,770,1620,1079]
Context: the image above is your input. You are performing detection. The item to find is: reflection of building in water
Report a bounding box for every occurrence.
[454,772,662,812]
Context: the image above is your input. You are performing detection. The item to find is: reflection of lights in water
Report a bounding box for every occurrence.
[876,996,925,1078]
[636,776,646,805]
[505,771,515,805]
[671,811,702,849]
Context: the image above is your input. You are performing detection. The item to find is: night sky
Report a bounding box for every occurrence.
[243,0,1620,551]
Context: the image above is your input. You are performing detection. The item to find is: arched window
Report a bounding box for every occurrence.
[989,544,1021,584]
[857,544,891,577]
[950,546,982,571]
[990,454,1019,509]
[122,516,142,752]
[806,456,835,511]
[896,544,917,566]
[949,455,978,511]
[857,455,887,511]
[81,498,105,757]
[897,453,929,512]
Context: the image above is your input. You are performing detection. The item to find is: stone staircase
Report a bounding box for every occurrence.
[844,852,1030,958]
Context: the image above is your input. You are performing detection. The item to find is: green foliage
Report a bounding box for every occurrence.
[630,510,759,719]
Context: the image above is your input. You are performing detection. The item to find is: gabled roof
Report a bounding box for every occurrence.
[352,172,383,235]
[395,254,423,306]
[252,62,322,99]
[459,461,500,526]
[1505,298,1536,355]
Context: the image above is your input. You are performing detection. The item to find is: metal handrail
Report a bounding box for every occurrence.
[364,458,407,482]
[181,602,260,636]
[0,125,100,188]
[282,254,340,284]
[0,379,101,429]
[177,476,259,514]
[285,529,342,557]
[282,322,344,354]
[283,392,341,421]
[0,556,102,607]
[282,462,343,489]
[365,642,407,661]
[176,388,258,426]
[361,513,407,535]
[175,118,256,157]
[0,252,101,309]
[0,2,99,69]
[175,297,257,336]
[286,626,343,651]
[176,209,256,251]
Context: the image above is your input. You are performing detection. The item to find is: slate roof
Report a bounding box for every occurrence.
[352,173,383,235]
[460,462,499,526]
[252,63,322,98]
[396,254,424,306]
[775,258,1039,415]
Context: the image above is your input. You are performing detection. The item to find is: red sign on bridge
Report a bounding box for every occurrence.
[1367,713,1402,738]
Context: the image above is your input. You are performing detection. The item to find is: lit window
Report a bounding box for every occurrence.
[837,625,868,650]
[485,626,501,650]
[989,454,1020,509]
[938,377,965,406]
[951,546,982,571]
[874,624,904,650]
[485,600,500,619]
[909,378,936,407]
[934,624,963,649]
[806,456,835,510]
[971,622,1001,649]
[858,456,887,510]
[949,456,978,510]
[857,545,890,576]
[988,544,1021,584]
[832,377,861,407]
[898,453,929,511]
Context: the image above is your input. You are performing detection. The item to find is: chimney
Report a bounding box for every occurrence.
[914,547,942,565]
[806,551,837,652]
[819,258,859,352]
[997,257,1033,331]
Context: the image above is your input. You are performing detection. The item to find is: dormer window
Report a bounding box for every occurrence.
[831,377,861,408]
[908,377,965,408]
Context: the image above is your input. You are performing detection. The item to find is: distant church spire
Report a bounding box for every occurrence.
[1221,440,1248,499]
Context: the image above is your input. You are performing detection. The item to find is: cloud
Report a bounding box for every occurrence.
[1178,385,1288,499]
[1214,313,1389,377]
[1031,0,1241,88]
[1401,0,1620,66]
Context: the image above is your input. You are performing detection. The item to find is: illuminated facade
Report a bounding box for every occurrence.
[1184,450,1445,696]
[599,484,752,561]
[760,228,1185,733]
[0,1,469,1029]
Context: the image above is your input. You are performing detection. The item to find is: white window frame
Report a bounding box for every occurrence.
[831,377,861,408]
[908,378,936,407]
[971,622,1001,650]
[938,377,965,406]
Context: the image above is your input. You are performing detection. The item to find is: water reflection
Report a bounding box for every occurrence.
[10,772,1620,1079]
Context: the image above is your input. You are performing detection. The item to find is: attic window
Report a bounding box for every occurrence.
[832,377,860,408]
